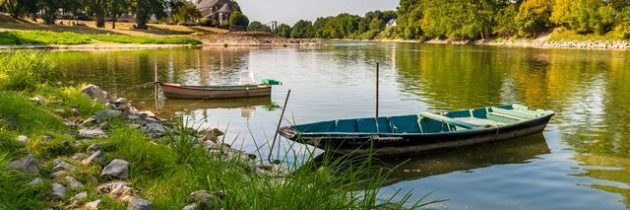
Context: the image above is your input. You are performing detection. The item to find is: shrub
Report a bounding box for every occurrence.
[199,18,218,27]
[0,51,63,91]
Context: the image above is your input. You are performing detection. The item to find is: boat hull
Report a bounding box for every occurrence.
[280,114,553,157]
[160,83,272,99]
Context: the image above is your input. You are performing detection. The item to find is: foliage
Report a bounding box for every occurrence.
[0,51,63,91]
[275,23,291,38]
[0,91,65,134]
[248,21,271,32]
[229,11,249,28]
[291,20,315,38]
[515,0,554,36]
[199,17,218,27]
[171,0,200,25]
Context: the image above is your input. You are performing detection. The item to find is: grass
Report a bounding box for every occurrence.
[0,30,201,45]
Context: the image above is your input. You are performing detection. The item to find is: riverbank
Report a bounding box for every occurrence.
[0,51,424,209]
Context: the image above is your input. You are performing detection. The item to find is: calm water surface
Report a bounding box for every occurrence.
[42,43,629,209]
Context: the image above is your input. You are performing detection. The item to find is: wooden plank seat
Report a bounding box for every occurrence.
[419,112,480,129]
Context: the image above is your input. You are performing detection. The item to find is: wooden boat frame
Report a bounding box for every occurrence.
[160,82,272,99]
[279,104,555,156]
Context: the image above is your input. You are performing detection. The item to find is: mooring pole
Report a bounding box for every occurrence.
[269,89,291,161]
[376,62,380,119]
[154,62,159,111]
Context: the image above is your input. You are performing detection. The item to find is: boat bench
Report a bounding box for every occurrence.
[419,112,481,129]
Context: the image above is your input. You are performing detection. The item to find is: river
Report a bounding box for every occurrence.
[44,42,629,210]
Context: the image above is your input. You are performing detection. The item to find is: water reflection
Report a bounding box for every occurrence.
[154,96,279,119]
[378,134,550,186]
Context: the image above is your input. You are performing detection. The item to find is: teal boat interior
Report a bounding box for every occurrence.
[292,104,554,135]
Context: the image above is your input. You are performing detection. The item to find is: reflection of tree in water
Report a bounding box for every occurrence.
[392,44,630,206]
[393,44,504,110]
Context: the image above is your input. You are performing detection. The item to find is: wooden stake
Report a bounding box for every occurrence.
[154,62,158,111]
[269,89,291,161]
[376,62,380,119]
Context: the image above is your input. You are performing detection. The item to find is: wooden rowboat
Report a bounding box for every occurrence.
[279,104,554,156]
[160,83,272,99]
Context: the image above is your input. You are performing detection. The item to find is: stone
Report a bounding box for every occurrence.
[84,199,101,210]
[87,143,104,152]
[30,95,45,104]
[138,111,156,118]
[16,135,29,143]
[64,121,78,128]
[182,203,197,210]
[51,170,67,179]
[101,159,129,179]
[253,163,290,177]
[72,153,88,161]
[127,196,154,210]
[71,191,88,201]
[65,176,84,189]
[53,159,75,171]
[82,150,106,166]
[128,123,141,129]
[188,190,212,204]
[26,177,42,186]
[97,181,134,200]
[51,183,66,200]
[6,154,39,174]
[78,128,108,138]
[82,84,112,104]
[92,110,122,122]
[54,108,66,115]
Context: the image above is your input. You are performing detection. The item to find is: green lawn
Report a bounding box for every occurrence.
[0,30,201,45]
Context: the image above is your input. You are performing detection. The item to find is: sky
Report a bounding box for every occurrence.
[236,0,399,25]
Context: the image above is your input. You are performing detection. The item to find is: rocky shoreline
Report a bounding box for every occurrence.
[6,84,289,209]
[204,32,325,47]
[410,38,630,50]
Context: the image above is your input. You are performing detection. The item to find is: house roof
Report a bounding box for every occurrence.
[216,3,232,13]
[197,0,232,17]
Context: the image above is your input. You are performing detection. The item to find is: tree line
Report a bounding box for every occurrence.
[0,0,249,29]
[249,0,628,40]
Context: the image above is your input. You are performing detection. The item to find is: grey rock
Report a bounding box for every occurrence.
[16,135,29,143]
[128,123,141,129]
[95,109,122,120]
[54,108,66,115]
[26,177,42,186]
[101,159,129,179]
[71,153,88,161]
[127,196,154,210]
[30,95,45,104]
[65,176,84,189]
[64,121,78,128]
[253,163,290,177]
[188,190,212,204]
[82,150,106,166]
[51,183,66,200]
[78,128,108,138]
[84,199,101,210]
[182,203,197,210]
[50,170,67,179]
[82,84,113,104]
[71,191,88,201]
[97,181,133,199]
[87,143,104,152]
[6,155,39,174]
[53,159,75,171]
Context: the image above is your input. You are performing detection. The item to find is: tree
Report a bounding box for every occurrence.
[134,0,165,29]
[109,0,132,29]
[248,21,271,32]
[369,18,385,31]
[275,24,291,38]
[171,0,200,25]
[229,11,249,29]
[291,20,315,38]
[85,0,107,27]
[515,0,554,36]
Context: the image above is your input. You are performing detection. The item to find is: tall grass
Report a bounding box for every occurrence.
[0,91,65,133]
[0,152,49,210]
[0,51,63,91]
[0,30,201,45]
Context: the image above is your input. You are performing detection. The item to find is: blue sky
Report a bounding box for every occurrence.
[237,0,398,25]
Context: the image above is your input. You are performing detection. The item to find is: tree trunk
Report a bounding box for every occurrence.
[44,7,57,25]
[95,2,106,28]
[96,16,105,28]
[112,15,117,29]
[135,0,149,30]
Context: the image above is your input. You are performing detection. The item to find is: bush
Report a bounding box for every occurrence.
[614,22,630,39]
[0,51,63,91]
[199,18,218,27]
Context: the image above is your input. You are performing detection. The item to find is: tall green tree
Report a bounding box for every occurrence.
[171,0,200,25]
[109,0,132,29]
[248,21,271,32]
[134,0,165,29]
[515,0,554,36]
[229,11,249,29]
[291,20,315,38]
[275,24,291,38]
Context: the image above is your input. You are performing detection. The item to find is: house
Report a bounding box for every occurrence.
[196,0,233,26]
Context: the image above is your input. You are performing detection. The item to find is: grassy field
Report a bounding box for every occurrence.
[0,30,201,45]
